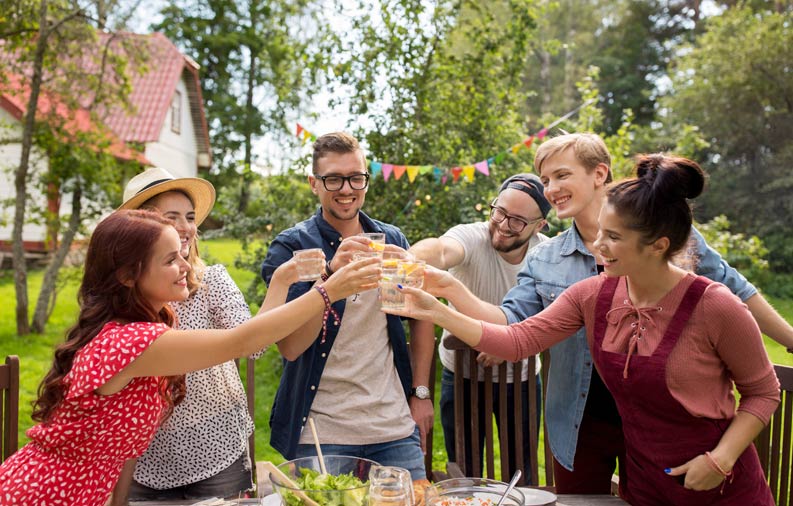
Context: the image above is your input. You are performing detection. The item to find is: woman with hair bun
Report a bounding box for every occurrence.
[388,154,779,505]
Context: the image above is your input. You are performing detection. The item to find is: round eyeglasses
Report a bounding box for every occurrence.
[314,173,370,191]
[489,203,543,233]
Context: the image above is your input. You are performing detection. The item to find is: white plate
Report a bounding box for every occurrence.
[516,487,557,506]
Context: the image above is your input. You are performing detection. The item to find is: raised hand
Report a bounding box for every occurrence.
[270,258,301,287]
[381,285,445,322]
[422,266,459,297]
[328,236,375,273]
[322,256,382,302]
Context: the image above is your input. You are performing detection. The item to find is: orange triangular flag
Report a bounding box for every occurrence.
[451,167,462,182]
[296,124,304,138]
[393,165,406,180]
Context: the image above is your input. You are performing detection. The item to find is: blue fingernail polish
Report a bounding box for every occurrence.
[397,284,403,289]
[664,468,671,474]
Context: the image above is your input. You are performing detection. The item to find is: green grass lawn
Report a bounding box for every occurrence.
[2,237,791,482]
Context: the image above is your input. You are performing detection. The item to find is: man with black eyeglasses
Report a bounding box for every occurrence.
[261,132,435,480]
[409,173,550,482]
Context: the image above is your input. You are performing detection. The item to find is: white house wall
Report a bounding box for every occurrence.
[0,107,68,246]
[144,76,199,178]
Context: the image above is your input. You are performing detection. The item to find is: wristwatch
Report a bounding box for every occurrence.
[410,385,431,400]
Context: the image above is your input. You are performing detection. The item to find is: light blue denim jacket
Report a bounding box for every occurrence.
[499,223,757,471]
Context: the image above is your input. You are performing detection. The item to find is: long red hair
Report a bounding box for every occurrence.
[32,210,186,423]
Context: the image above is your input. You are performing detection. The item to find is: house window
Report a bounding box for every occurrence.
[171,91,181,134]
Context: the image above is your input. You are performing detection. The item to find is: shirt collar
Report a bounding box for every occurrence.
[560,221,595,259]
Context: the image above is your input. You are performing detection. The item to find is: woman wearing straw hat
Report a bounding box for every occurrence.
[112,167,258,502]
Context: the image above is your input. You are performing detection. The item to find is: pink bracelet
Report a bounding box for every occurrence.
[313,285,339,344]
[705,451,734,494]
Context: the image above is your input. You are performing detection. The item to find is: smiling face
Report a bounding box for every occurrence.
[136,226,191,310]
[310,150,368,228]
[593,202,667,277]
[538,147,609,220]
[144,191,196,259]
[488,188,546,253]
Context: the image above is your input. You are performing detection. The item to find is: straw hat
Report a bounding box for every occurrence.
[119,167,216,225]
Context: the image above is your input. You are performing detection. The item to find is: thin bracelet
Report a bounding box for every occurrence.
[704,451,734,494]
[787,346,793,354]
[313,285,339,344]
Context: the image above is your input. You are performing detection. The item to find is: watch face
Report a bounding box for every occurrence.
[413,385,431,399]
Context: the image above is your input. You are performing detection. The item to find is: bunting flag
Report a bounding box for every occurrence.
[382,164,394,181]
[462,165,475,182]
[370,161,383,178]
[406,165,420,182]
[294,99,593,186]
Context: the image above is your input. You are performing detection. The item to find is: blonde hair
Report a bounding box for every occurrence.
[534,133,612,183]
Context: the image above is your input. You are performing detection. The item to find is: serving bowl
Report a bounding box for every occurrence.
[424,478,526,506]
[270,455,378,506]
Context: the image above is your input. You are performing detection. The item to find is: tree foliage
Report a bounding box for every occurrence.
[663,6,793,270]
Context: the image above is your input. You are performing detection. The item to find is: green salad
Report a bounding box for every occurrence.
[281,467,369,506]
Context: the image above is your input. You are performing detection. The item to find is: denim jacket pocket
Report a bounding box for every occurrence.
[535,281,568,308]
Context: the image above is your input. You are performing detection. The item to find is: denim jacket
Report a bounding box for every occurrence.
[261,208,413,459]
[500,223,757,470]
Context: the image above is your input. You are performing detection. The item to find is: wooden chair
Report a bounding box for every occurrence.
[755,363,792,506]
[1,355,20,462]
[443,336,554,488]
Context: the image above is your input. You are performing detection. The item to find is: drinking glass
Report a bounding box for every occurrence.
[368,465,414,506]
[359,232,386,256]
[293,248,325,281]
[397,260,425,289]
[379,273,406,310]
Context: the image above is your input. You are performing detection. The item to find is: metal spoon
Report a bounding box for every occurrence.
[496,470,522,506]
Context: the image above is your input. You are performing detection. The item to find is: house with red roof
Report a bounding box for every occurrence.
[0,32,211,255]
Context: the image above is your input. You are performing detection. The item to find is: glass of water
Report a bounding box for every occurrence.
[368,465,414,506]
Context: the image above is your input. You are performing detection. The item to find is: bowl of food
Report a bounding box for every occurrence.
[270,456,378,506]
[424,478,526,506]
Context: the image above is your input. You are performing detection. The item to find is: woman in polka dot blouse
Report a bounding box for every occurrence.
[112,168,261,502]
[0,209,381,506]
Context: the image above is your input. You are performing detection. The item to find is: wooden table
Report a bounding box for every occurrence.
[131,494,627,506]
[556,495,628,505]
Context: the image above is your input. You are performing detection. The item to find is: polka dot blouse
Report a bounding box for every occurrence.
[133,264,256,489]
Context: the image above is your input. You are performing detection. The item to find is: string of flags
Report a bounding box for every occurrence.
[295,99,593,184]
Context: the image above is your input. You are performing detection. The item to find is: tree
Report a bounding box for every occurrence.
[663,6,793,270]
[154,0,328,213]
[0,0,143,334]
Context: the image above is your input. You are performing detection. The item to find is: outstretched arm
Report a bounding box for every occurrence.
[744,294,793,350]
[409,236,465,270]
[98,258,382,394]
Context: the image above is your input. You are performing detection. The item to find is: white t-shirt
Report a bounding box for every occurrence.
[441,221,546,382]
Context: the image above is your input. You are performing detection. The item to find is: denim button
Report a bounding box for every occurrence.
[310,385,316,391]
[321,352,327,358]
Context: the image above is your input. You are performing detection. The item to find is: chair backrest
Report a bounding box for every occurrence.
[755,363,792,506]
[1,355,20,462]
[444,337,553,487]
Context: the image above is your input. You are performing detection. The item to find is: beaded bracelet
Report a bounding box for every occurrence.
[313,285,340,344]
[705,451,734,494]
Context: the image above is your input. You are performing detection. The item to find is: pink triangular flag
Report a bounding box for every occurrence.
[382,164,394,181]
[474,160,489,176]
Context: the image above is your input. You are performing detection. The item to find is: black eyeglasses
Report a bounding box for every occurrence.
[489,201,543,233]
[314,173,370,191]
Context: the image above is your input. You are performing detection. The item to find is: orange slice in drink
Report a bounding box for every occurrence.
[399,262,422,276]
[383,258,400,269]
[369,241,386,252]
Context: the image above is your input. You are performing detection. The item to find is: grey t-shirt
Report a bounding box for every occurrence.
[299,287,415,444]
[441,221,546,382]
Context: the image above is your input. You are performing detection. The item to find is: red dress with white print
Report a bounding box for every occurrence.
[0,321,170,506]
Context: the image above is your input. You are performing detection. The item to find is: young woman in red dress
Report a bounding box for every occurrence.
[0,209,380,506]
[388,155,779,506]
